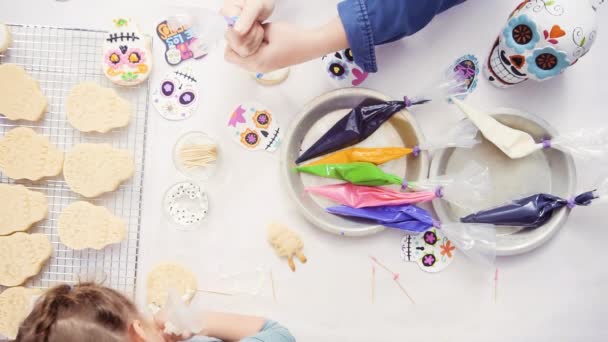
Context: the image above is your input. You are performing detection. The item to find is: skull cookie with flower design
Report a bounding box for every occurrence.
[103,18,153,86]
[486,0,602,88]
[227,102,282,152]
[322,48,369,87]
[401,228,455,273]
[152,67,199,120]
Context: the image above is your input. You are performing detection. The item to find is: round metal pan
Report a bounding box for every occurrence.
[281,88,430,236]
[430,108,577,255]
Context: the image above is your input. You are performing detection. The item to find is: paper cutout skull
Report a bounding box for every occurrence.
[486,0,602,88]
[103,18,152,86]
[401,228,455,273]
[227,102,281,152]
[322,48,369,87]
[152,67,199,120]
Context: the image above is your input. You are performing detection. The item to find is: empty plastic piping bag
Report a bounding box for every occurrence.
[303,121,480,167]
[461,176,608,228]
[306,162,490,210]
[151,289,204,337]
[451,98,608,159]
[296,162,403,186]
[326,204,496,265]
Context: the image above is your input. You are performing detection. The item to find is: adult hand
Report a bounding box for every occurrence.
[221,0,275,57]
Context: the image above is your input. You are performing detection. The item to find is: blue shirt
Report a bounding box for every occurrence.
[338,0,466,72]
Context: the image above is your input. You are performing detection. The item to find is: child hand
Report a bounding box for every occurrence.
[221,0,275,57]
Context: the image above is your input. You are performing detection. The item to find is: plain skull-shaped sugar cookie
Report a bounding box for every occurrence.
[58,201,126,250]
[0,184,48,236]
[0,64,47,121]
[66,82,132,133]
[147,263,198,312]
[0,233,53,287]
[267,223,307,272]
[63,143,134,198]
[102,18,152,86]
[0,127,63,181]
[0,287,42,339]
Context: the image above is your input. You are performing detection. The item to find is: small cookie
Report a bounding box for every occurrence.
[63,143,134,198]
[0,233,53,287]
[322,48,369,87]
[0,24,10,53]
[267,223,307,272]
[102,18,152,86]
[147,263,198,310]
[0,127,64,181]
[0,184,48,236]
[152,67,199,121]
[0,287,42,339]
[0,64,47,121]
[251,68,289,86]
[66,82,132,133]
[227,102,281,152]
[58,201,126,250]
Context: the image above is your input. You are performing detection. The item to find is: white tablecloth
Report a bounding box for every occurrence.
[2,0,607,340]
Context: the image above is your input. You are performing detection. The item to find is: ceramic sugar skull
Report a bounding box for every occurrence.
[322,48,369,87]
[486,0,602,88]
[227,102,281,152]
[103,18,152,86]
[152,67,199,120]
[401,228,455,273]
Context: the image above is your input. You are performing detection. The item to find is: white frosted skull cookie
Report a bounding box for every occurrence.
[66,82,132,133]
[322,48,369,87]
[0,127,63,181]
[152,67,199,120]
[0,184,48,236]
[0,64,47,121]
[63,143,134,198]
[58,201,126,250]
[102,18,152,86]
[227,102,281,152]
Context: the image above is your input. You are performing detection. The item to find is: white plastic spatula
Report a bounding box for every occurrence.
[451,98,540,159]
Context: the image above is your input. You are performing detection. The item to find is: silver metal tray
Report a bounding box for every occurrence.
[281,88,429,236]
[430,108,576,255]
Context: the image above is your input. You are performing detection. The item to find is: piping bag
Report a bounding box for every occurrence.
[306,162,490,211]
[303,121,480,166]
[296,162,403,186]
[151,289,204,337]
[295,64,474,164]
[327,204,496,265]
[451,98,608,159]
[461,177,608,228]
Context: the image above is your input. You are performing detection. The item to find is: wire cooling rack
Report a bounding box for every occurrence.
[0,24,150,297]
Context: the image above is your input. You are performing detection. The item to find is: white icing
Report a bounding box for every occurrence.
[451,98,541,159]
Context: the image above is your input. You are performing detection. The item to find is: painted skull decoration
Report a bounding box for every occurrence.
[227,102,282,152]
[486,0,602,88]
[322,48,369,87]
[401,228,455,273]
[103,18,152,86]
[152,67,199,120]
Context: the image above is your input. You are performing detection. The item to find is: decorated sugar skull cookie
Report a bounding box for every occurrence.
[227,102,281,152]
[401,228,455,273]
[152,67,199,120]
[486,0,602,88]
[322,48,369,87]
[102,18,152,86]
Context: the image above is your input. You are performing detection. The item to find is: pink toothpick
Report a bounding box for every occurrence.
[369,255,414,305]
[371,265,376,304]
[494,268,499,303]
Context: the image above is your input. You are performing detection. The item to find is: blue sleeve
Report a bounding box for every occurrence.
[240,321,296,342]
[338,0,466,73]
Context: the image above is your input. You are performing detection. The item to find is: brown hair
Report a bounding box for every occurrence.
[15,283,140,342]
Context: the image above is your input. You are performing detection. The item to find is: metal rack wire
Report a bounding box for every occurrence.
[0,24,150,297]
